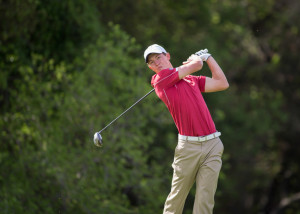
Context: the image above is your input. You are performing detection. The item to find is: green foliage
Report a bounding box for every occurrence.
[1,0,300,213]
[46,25,168,212]
[0,19,171,213]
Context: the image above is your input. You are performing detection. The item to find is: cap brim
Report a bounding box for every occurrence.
[145,51,163,63]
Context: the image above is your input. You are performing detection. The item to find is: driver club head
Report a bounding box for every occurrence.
[93,132,103,147]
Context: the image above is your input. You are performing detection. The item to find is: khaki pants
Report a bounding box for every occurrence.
[163,137,224,214]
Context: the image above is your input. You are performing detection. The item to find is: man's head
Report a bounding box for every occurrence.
[144,44,173,73]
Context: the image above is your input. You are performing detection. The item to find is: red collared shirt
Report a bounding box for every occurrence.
[151,68,216,136]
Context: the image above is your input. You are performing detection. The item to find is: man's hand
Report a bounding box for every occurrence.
[182,54,202,65]
[195,49,211,62]
[179,54,203,79]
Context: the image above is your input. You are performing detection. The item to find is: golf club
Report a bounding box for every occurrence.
[93,48,208,147]
[93,88,155,147]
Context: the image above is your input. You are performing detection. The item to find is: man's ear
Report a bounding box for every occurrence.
[147,64,153,71]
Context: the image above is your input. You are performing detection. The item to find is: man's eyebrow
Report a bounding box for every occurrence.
[148,54,161,62]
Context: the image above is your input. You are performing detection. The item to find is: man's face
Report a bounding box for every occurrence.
[147,53,172,73]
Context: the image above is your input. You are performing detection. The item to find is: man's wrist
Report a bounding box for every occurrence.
[200,53,211,62]
[206,55,212,61]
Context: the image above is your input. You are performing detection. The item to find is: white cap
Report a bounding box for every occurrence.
[144,44,167,63]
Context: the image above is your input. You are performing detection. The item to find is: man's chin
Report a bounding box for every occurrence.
[158,67,165,71]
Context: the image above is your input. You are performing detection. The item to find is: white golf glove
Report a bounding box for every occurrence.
[195,49,211,61]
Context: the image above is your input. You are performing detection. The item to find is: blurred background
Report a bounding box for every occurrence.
[1,0,299,213]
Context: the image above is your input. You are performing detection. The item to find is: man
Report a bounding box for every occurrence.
[144,44,229,214]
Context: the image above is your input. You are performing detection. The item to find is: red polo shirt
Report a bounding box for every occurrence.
[151,68,216,136]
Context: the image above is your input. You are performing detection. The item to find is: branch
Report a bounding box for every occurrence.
[279,192,300,209]
[271,192,300,214]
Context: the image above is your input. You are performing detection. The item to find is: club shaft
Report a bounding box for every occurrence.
[99,88,155,133]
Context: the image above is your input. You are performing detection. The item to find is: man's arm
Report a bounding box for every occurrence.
[178,55,203,79]
[204,56,229,92]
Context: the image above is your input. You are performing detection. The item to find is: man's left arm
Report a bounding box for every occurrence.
[204,56,229,92]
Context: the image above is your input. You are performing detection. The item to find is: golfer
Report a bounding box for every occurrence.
[144,44,229,214]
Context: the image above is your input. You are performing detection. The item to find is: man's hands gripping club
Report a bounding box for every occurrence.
[195,49,211,61]
[179,48,211,79]
[182,49,211,65]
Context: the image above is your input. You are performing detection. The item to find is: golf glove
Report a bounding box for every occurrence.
[195,49,211,61]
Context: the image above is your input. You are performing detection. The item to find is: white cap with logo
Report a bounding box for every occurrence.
[144,44,167,63]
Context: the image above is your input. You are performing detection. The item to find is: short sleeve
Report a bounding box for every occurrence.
[151,68,179,89]
[198,76,206,92]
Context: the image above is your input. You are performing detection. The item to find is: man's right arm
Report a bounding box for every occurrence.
[178,55,203,79]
